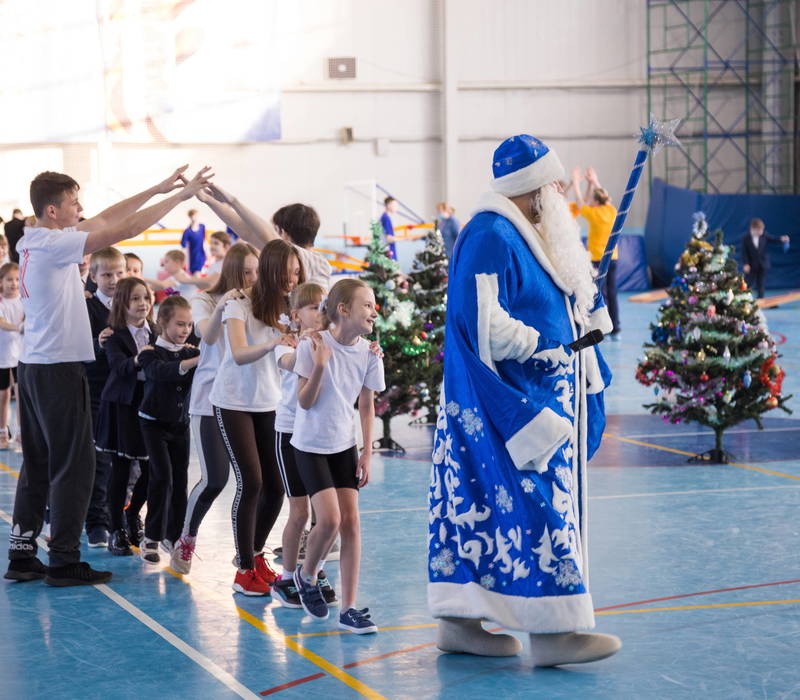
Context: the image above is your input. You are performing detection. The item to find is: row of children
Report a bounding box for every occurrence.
[8,167,386,634]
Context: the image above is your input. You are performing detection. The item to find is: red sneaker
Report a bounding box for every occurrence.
[232,568,271,596]
[254,552,278,585]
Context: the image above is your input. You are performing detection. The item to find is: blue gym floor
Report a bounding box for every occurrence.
[1,292,799,700]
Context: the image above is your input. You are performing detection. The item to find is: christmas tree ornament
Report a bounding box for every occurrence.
[726,289,735,304]
[723,390,734,403]
[758,340,769,350]
[743,303,751,315]
[707,304,716,317]
[688,295,698,305]
[692,327,701,340]
[766,396,778,408]
[385,279,396,291]
[697,349,706,362]
[722,346,731,362]
[743,370,752,388]
[740,281,747,291]
[700,373,709,382]
[740,322,747,335]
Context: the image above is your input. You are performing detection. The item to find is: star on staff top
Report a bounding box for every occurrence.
[638,113,682,156]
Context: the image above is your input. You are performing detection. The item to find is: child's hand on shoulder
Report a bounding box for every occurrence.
[368,340,384,359]
[309,332,331,366]
[98,327,114,347]
[278,333,297,349]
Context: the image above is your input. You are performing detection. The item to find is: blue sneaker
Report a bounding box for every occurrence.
[339,607,378,635]
[293,567,328,619]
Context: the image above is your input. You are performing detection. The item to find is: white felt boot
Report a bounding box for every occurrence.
[437,617,522,657]
[529,631,621,667]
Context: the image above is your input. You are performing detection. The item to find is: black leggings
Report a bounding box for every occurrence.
[108,455,149,531]
[140,419,190,544]
[184,414,230,537]
[215,407,284,570]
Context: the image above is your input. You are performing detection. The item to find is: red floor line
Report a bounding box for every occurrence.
[260,672,325,696]
[595,578,800,611]
[343,641,437,669]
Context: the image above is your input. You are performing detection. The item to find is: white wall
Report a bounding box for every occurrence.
[0,0,652,250]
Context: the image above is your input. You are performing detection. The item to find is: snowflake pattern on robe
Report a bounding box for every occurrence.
[427,204,612,632]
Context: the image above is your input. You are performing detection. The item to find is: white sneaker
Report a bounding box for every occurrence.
[170,535,196,575]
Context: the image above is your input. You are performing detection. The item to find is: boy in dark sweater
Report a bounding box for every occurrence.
[84,247,126,546]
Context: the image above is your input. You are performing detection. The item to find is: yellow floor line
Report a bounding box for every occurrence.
[0,462,20,477]
[604,433,800,482]
[597,598,800,616]
[163,565,386,699]
[0,462,386,700]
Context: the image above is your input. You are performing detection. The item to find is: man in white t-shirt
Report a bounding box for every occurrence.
[195,186,332,289]
[5,166,213,587]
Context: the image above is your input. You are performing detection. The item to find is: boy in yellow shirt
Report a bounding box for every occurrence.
[571,167,620,335]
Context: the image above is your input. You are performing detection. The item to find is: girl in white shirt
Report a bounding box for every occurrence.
[0,263,23,449]
[291,278,385,634]
[170,242,259,574]
[210,239,300,596]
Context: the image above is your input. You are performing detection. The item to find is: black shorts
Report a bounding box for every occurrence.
[294,445,359,497]
[275,431,307,498]
[0,366,18,391]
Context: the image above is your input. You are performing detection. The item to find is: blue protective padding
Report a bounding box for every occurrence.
[616,233,651,291]
[645,178,800,288]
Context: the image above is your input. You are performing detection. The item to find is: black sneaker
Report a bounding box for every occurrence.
[272,577,302,609]
[4,556,47,582]
[108,529,133,556]
[339,607,378,635]
[293,566,328,619]
[140,540,160,565]
[44,562,112,587]
[125,511,144,547]
[317,570,338,605]
[87,527,109,548]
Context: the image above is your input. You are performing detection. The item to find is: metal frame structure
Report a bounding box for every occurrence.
[647,0,799,194]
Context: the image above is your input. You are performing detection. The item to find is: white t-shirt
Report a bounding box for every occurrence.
[290,330,385,454]
[208,295,282,412]
[294,245,332,290]
[18,226,94,364]
[189,292,224,417]
[0,296,24,369]
[274,344,298,433]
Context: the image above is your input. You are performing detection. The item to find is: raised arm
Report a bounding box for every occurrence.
[205,184,279,250]
[571,167,586,208]
[82,167,214,255]
[78,166,188,234]
[196,188,258,245]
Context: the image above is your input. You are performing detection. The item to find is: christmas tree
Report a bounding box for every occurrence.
[408,224,448,422]
[635,212,791,463]
[361,221,431,452]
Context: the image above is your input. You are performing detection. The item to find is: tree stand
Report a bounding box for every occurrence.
[372,414,406,454]
[688,428,735,464]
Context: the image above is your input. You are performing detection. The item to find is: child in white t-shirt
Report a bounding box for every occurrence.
[0,262,23,449]
[291,278,385,634]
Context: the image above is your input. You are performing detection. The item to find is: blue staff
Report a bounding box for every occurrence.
[595,114,681,287]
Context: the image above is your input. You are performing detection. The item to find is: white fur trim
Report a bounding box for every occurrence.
[476,273,541,369]
[587,306,613,335]
[491,149,566,198]
[585,348,606,395]
[428,581,595,634]
[505,406,572,473]
[473,191,571,298]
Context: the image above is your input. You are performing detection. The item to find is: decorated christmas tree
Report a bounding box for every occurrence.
[635,212,791,463]
[408,224,448,421]
[362,221,431,452]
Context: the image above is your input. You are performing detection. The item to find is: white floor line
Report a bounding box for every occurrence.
[0,508,260,700]
[619,426,800,439]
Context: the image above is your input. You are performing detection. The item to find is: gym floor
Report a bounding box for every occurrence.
[1,292,798,700]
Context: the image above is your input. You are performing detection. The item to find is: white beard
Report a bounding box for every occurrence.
[535,185,597,326]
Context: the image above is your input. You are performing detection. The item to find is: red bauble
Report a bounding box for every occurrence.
[765,396,778,408]
[420,331,428,340]
[700,373,709,381]
[375,303,381,311]
[740,281,747,291]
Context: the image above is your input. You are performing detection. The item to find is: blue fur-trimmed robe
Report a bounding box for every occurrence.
[427,191,612,634]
